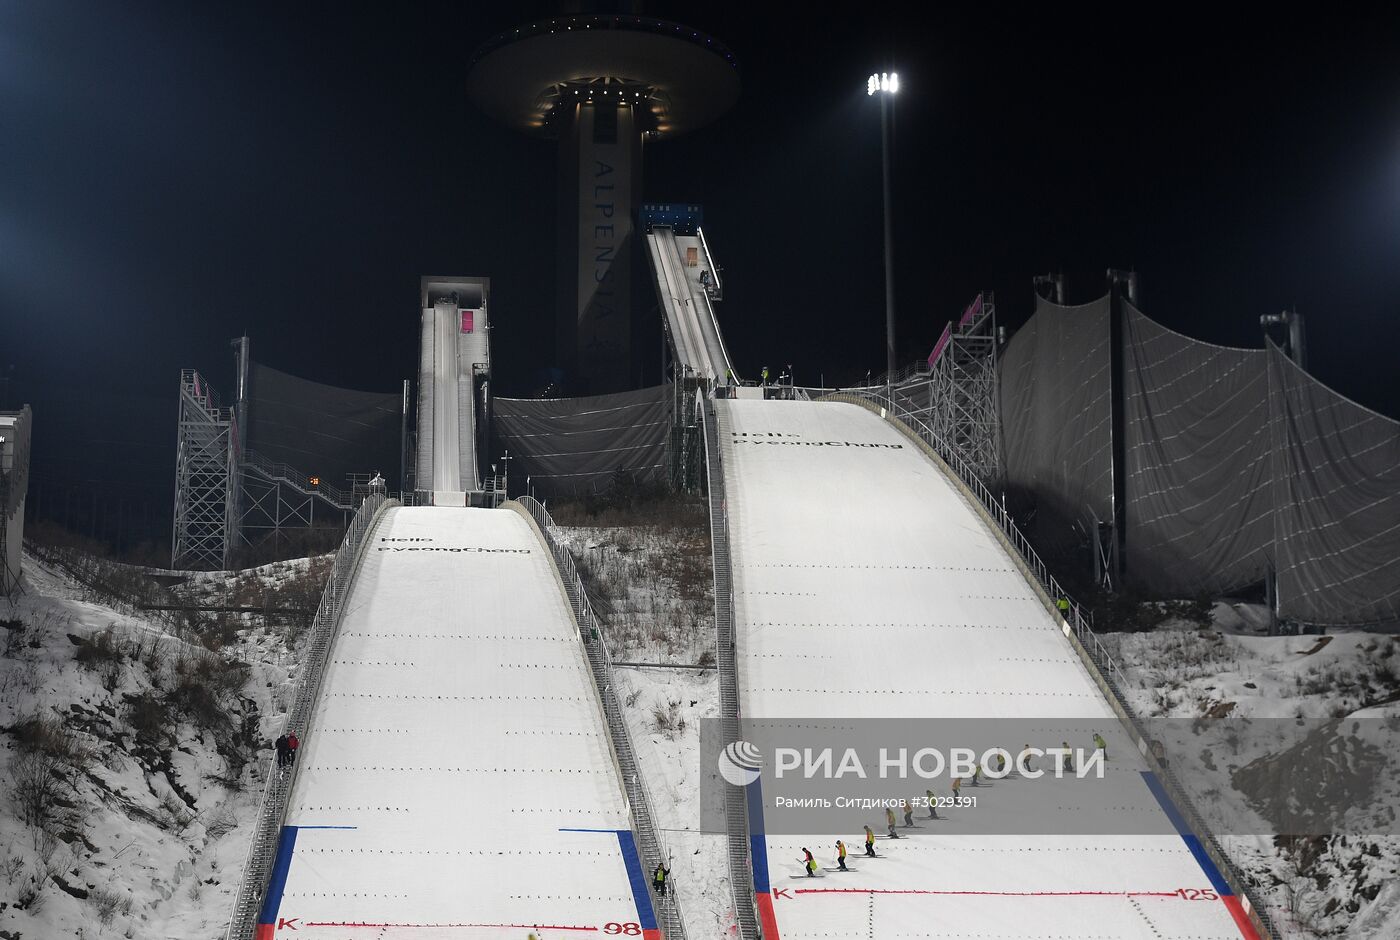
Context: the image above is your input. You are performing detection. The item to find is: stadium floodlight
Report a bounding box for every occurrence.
[867,70,900,376]
[867,71,899,95]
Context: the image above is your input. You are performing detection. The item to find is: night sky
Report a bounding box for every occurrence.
[5,2,1400,550]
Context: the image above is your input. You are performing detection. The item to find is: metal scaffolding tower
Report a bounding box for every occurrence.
[929,292,1001,484]
[171,370,236,570]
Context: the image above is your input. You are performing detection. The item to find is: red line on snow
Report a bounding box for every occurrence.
[1221,896,1263,940]
[793,888,1184,898]
[303,923,598,931]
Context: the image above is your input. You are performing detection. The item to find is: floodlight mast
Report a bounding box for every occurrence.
[867,71,899,379]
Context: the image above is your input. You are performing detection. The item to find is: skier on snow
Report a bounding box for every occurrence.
[1093,731,1107,759]
[885,806,900,839]
[925,788,940,820]
[863,825,876,857]
[801,847,817,877]
[835,839,848,871]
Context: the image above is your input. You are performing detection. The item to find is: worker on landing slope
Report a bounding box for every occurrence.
[925,788,940,820]
[1093,731,1108,760]
[863,824,876,857]
[902,798,915,827]
[801,847,817,877]
[1057,596,1071,621]
[835,839,848,871]
[885,806,901,838]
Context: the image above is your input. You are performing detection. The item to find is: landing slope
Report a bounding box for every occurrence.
[718,399,1251,939]
[256,507,654,939]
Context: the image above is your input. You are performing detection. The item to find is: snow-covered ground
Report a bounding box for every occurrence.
[1111,621,1400,937]
[0,549,320,939]
[554,514,735,939]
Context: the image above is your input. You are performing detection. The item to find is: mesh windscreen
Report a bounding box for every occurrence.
[1268,345,1400,626]
[243,363,401,489]
[998,295,1113,552]
[492,384,670,498]
[1122,304,1274,595]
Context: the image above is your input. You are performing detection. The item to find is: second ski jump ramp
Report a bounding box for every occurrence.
[715,399,1258,940]
[252,506,658,939]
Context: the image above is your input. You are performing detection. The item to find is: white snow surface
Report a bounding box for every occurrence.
[718,399,1248,939]
[273,506,648,938]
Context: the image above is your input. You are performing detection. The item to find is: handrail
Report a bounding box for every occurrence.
[512,496,688,940]
[224,492,398,940]
[241,447,355,509]
[826,390,1277,939]
[698,397,760,940]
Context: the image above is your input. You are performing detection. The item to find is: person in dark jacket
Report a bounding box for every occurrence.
[274,735,290,768]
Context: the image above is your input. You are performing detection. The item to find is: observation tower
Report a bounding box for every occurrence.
[468,12,739,393]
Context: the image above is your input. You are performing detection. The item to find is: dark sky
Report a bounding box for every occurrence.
[5,2,1400,545]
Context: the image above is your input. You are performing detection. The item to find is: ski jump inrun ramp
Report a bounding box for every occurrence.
[715,397,1261,940]
[252,506,660,939]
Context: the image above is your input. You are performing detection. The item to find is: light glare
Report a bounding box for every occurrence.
[867,71,900,96]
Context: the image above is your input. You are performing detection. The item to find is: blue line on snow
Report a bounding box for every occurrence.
[256,825,300,926]
[1140,771,1232,897]
[297,825,358,830]
[745,777,772,893]
[615,830,659,932]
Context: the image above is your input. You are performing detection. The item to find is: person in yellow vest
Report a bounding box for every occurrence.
[801,847,817,877]
[863,824,876,857]
[1056,596,1071,621]
[902,798,915,827]
[653,862,669,897]
[835,839,848,871]
[885,805,900,838]
[925,787,940,820]
[1093,731,1107,760]
[952,776,963,801]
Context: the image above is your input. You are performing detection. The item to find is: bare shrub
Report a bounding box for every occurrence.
[90,886,127,925]
[73,625,127,670]
[204,806,239,839]
[2,615,31,656]
[125,692,169,743]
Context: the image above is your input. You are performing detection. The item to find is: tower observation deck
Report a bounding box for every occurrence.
[467,13,739,393]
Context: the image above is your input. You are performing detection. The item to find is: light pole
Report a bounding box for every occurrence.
[867,70,899,379]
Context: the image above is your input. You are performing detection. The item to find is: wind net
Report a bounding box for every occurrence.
[1121,304,1274,596]
[242,363,401,490]
[492,384,670,498]
[997,295,1114,556]
[1267,344,1400,626]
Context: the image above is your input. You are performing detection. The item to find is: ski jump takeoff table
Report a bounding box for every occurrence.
[255,507,658,939]
[719,400,1259,940]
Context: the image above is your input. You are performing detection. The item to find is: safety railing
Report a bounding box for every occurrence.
[825,390,1278,939]
[224,492,397,940]
[241,448,355,510]
[699,398,761,940]
[513,496,688,940]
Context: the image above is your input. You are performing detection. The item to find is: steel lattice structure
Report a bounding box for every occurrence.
[171,370,237,570]
[929,292,1001,484]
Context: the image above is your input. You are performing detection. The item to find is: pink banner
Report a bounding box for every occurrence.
[927,322,952,367]
[958,294,983,330]
[460,309,474,333]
